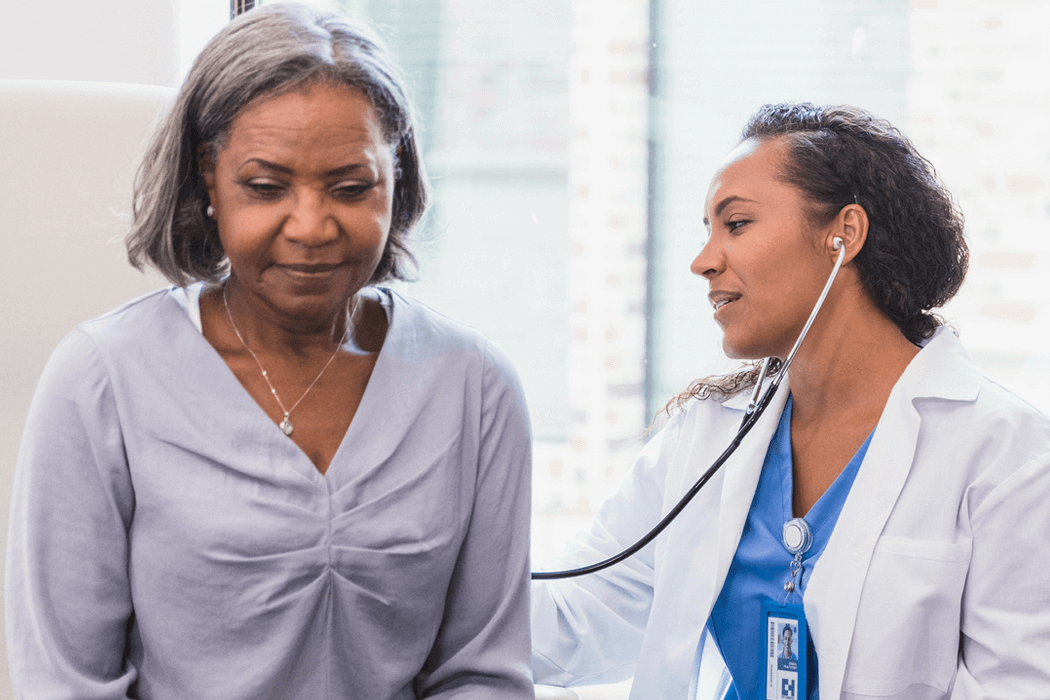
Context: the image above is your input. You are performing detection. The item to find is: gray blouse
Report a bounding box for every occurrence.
[6,287,533,699]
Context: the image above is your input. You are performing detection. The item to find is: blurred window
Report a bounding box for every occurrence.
[178,0,1050,564]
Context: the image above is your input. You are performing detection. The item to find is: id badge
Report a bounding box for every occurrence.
[761,598,807,700]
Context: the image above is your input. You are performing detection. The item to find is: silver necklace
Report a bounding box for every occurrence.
[222,285,351,437]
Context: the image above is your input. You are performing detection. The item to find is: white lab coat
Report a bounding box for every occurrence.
[532,328,1050,699]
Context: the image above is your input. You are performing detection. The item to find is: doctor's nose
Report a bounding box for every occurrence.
[690,238,723,280]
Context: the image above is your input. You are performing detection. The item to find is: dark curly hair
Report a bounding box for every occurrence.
[667,102,968,413]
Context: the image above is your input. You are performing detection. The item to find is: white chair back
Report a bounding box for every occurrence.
[0,79,174,693]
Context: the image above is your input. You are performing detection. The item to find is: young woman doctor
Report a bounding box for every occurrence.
[531,103,1050,699]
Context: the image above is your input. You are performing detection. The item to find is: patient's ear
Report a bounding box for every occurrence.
[197,143,216,195]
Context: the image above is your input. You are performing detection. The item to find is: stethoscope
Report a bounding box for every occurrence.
[532,237,847,580]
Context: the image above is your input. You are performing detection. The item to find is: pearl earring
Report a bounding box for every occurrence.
[206,205,215,218]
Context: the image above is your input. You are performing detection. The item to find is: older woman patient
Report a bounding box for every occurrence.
[5,4,532,699]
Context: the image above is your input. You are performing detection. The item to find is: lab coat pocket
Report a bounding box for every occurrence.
[842,536,971,697]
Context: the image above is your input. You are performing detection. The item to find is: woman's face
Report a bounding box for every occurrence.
[202,83,395,329]
[693,137,835,360]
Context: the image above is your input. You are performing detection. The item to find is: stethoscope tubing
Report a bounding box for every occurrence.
[531,381,780,580]
[532,240,846,581]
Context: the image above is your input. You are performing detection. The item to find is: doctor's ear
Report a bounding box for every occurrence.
[826,203,868,263]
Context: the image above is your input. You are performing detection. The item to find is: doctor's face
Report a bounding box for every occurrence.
[693,137,835,360]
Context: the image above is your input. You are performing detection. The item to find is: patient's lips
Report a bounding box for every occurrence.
[274,262,347,282]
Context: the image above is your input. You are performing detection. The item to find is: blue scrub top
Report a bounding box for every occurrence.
[708,395,874,700]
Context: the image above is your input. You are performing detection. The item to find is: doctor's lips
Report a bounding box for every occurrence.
[709,290,741,312]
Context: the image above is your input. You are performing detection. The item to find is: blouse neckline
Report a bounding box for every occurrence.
[166,282,398,485]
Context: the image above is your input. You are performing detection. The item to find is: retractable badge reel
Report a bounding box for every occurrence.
[782,518,812,593]
[761,518,811,700]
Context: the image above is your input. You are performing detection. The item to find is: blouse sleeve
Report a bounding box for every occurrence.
[5,330,137,699]
[530,413,683,687]
[413,345,534,699]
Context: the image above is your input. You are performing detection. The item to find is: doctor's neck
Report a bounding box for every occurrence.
[784,280,920,429]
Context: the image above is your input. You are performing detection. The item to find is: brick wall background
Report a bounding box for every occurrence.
[907,0,1050,410]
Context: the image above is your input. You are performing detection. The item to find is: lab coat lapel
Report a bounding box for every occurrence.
[714,380,792,599]
[655,381,788,700]
[804,386,920,699]
[803,328,981,699]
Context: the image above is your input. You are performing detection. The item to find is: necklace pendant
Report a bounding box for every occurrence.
[279,416,294,436]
